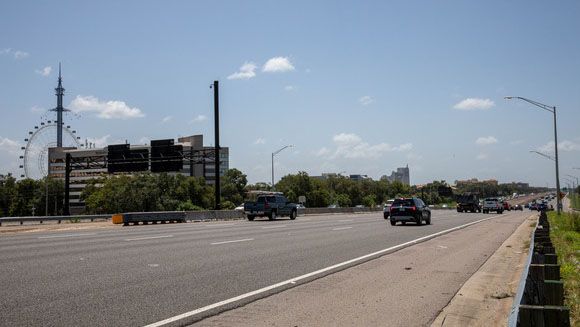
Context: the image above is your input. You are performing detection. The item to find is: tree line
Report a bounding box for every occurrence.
[0,169,553,217]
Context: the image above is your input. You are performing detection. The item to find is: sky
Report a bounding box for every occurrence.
[1,1,579,187]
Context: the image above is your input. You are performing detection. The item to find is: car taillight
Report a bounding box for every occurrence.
[390,206,397,212]
[410,206,416,211]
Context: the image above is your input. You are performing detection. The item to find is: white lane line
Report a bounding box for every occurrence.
[332,226,353,231]
[125,235,174,242]
[144,214,502,327]
[205,223,236,227]
[211,238,254,245]
[262,225,287,229]
[38,233,97,239]
[338,219,353,222]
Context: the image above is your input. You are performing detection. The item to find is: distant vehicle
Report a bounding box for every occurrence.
[389,197,431,226]
[296,204,306,209]
[514,204,523,211]
[383,199,395,219]
[327,204,339,209]
[234,203,244,211]
[502,201,511,211]
[529,203,538,211]
[482,198,504,214]
[244,194,298,221]
[456,193,481,213]
[355,205,365,208]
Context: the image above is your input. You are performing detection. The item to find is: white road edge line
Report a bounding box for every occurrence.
[204,223,236,227]
[125,235,174,242]
[332,226,353,231]
[144,215,501,327]
[338,219,353,222]
[38,233,97,239]
[211,238,254,245]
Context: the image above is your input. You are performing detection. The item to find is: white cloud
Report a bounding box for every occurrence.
[359,96,374,106]
[538,140,580,153]
[262,56,295,73]
[85,135,111,148]
[13,50,29,60]
[190,114,207,123]
[254,138,266,145]
[35,66,52,76]
[284,85,295,91]
[476,136,498,146]
[476,153,489,160]
[0,137,20,154]
[162,116,172,123]
[314,147,330,157]
[69,95,145,119]
[227,62,257,80]
[329,133,412,159]
[30,106,45,113]
[510,140,524,145]
[1,48,29,60]
[453,98,495,110]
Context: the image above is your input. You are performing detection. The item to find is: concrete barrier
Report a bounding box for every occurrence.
[0,214,111,226]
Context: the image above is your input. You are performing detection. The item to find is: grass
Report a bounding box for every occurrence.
[570,193,580,210]
[548,211,580,326]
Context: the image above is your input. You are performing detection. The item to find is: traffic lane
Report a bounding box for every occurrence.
[192,212,532,327]
[0,210,485,260]
[0,210,517,326]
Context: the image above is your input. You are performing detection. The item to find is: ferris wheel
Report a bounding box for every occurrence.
[19,120,82,180]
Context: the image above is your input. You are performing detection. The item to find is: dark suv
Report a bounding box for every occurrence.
[389,197,431,226]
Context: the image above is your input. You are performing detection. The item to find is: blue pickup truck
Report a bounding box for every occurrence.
[244,194,298,221]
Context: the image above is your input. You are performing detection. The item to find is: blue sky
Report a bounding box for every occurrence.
[1,1,579,186]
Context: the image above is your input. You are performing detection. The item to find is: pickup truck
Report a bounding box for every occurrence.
[244,194,298,221]
[482,197,504,214]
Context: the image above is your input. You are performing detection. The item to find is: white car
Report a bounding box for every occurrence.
[234,203,244,211]
[383,199,395,219]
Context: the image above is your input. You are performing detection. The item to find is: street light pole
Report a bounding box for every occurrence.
[271,145,293,190]
[529,151,555,161]
[505,96,562,214]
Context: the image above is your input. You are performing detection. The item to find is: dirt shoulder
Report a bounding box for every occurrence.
[193,213,534,327]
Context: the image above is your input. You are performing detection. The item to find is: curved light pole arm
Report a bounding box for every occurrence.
[271,145,294,189]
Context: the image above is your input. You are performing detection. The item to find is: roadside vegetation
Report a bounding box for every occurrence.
[548,210,580,325]
[0,169,550,216]
[570,191,580,210]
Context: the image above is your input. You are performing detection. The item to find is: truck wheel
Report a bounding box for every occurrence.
[290,210,297,220]
[384,213,389,219]
[416,215,422,226]
[269,211,277,221]
[390,219,396,226]
[247,215,255,221]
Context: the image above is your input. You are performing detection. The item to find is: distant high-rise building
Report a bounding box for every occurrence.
[382,165,410,185]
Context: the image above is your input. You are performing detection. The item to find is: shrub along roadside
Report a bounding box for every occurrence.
[548,211,579,326]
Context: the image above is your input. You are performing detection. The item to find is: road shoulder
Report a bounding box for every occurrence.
[431,213,537,326]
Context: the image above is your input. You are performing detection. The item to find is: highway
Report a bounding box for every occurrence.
[0,210,528,326]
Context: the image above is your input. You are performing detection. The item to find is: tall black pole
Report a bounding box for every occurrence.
[64,153,71,215]
[553,107,561,214]
[213,81,221,210]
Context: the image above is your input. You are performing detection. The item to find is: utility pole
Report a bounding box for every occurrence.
[212,81,221,210]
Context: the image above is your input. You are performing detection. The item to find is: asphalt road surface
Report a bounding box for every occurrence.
[0,209,527,326]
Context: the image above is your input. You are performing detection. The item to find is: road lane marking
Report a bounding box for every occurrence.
[262,225,287,229]
[144,214,502,327]
[338,219,353,222]
[332,226,353,231]
[38,233,97,239]
[124,235,174,241]
[211,238,254,245]
[205,223,236,227]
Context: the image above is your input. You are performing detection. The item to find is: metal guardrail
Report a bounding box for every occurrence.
[0,214,111,226]
[508,216,537,327]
